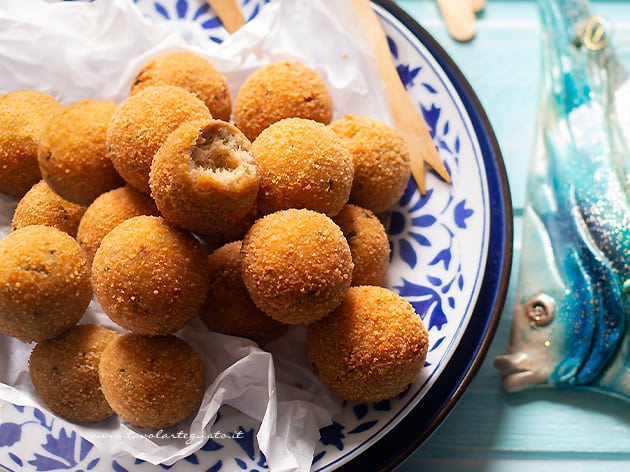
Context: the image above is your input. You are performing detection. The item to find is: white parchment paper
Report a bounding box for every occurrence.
[0,0,394,470]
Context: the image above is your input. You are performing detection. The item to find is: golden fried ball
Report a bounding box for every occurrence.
[38,99,123,206]
[99,333,205,429]
[0,90,61,197]
[306,285,429,403]
[76,185,159,265]
[131,50,231,121]
[251,118,353,217]
[92,216,209,335]
[0,225,92,343]
[29,324,119,423]
[233,61,333,141]
[12,180,86,238]
[199,241,288,346]
[149,119,259,236]
[241,209,353,324]
[333,204,390,286]
[106,85,212,194]
[329,115,411,213]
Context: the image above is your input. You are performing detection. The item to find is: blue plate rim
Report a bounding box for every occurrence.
[334,1,514,470]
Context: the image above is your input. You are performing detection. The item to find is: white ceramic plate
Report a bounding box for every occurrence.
[0,1,511,471]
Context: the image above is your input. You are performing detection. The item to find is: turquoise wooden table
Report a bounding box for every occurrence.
[393,1,630,471]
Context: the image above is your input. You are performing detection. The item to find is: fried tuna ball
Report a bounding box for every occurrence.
[38,99,123,206]
[199,241,288,346]
[131,50,231,122]
[306,286,429,403]
[76,185,159,265]
[0,90,61,197]
[149,119,259,236]
[252,118,353,217]
[333,204,390,286]
[29,324,119,423]
[233,61,333,141]
[241,209,353,324]
[330,115,411,213]
[99,333,205,429]
[92,216,209,335]
[106,85,212,194]
[0,225,92,343]
[12,180,86,238]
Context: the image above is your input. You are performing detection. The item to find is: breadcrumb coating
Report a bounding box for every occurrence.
[76,185,160,265]
[0,225,92,343]
[12,180,86,238]
[0,90,61,197]
[38,99,123,206]
[149,119,259,236]
[306,285,429,403]
[199,241,288,345]
[99,333,205,429]
[251,118,353,217]
[233,61,333,141]
[91,216,209,335]
[106,85,212,194]
[333,204,390,286]
[329,115,411,213]
[241,209,353,324]
[131,50,232,122]
[29,324,119,423]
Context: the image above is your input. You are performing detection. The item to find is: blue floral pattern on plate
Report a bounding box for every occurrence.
[0,1,499,471]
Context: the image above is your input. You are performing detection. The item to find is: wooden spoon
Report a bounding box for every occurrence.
[207,0,246,34]
[436,0,477,42]
[351,0,451,194]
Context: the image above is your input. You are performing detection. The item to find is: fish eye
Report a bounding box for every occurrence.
[524,294,554,327]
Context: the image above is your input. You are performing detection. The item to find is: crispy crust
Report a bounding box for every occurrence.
[131,50,232,122]
[99,333,205,429]
[77,185,160,265]
[233,61,333,141]
[0,225,92,343]
[91,216,209,335]
[199,241,288,345]
[306,285,429,403]
[29,324,119,423]
[329,115,410,213]
[12,180,86,238]
[333,204,390,286]
[251,118,353,217]
[241,208,353,324]
[38,99,123,206]
[0,90,61,197]
[106,85,212,194]
[149,119,259,235]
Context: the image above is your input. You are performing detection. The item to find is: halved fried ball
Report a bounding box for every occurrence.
[91,216,209,335]
[99,333,205,429]
[149,119,259,236]
[241,209,353,324]
[251,118,353,217]
[12,180,86,238]
[29,324,119,423]
[38,99,123,206]
[333,204,390,286]
[233,61,333,141]
[199,241,288,346]
[0,225,92,343]
[106,85,212,194]
[329,115,411,213]
[306,285,429,403]
[0,90,61,197]
[76,185,159,265]
[131,50,231,121]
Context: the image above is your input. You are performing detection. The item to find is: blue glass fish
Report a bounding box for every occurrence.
[494,0,630,399]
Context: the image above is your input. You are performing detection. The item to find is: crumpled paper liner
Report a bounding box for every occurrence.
[0,0,394,470]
